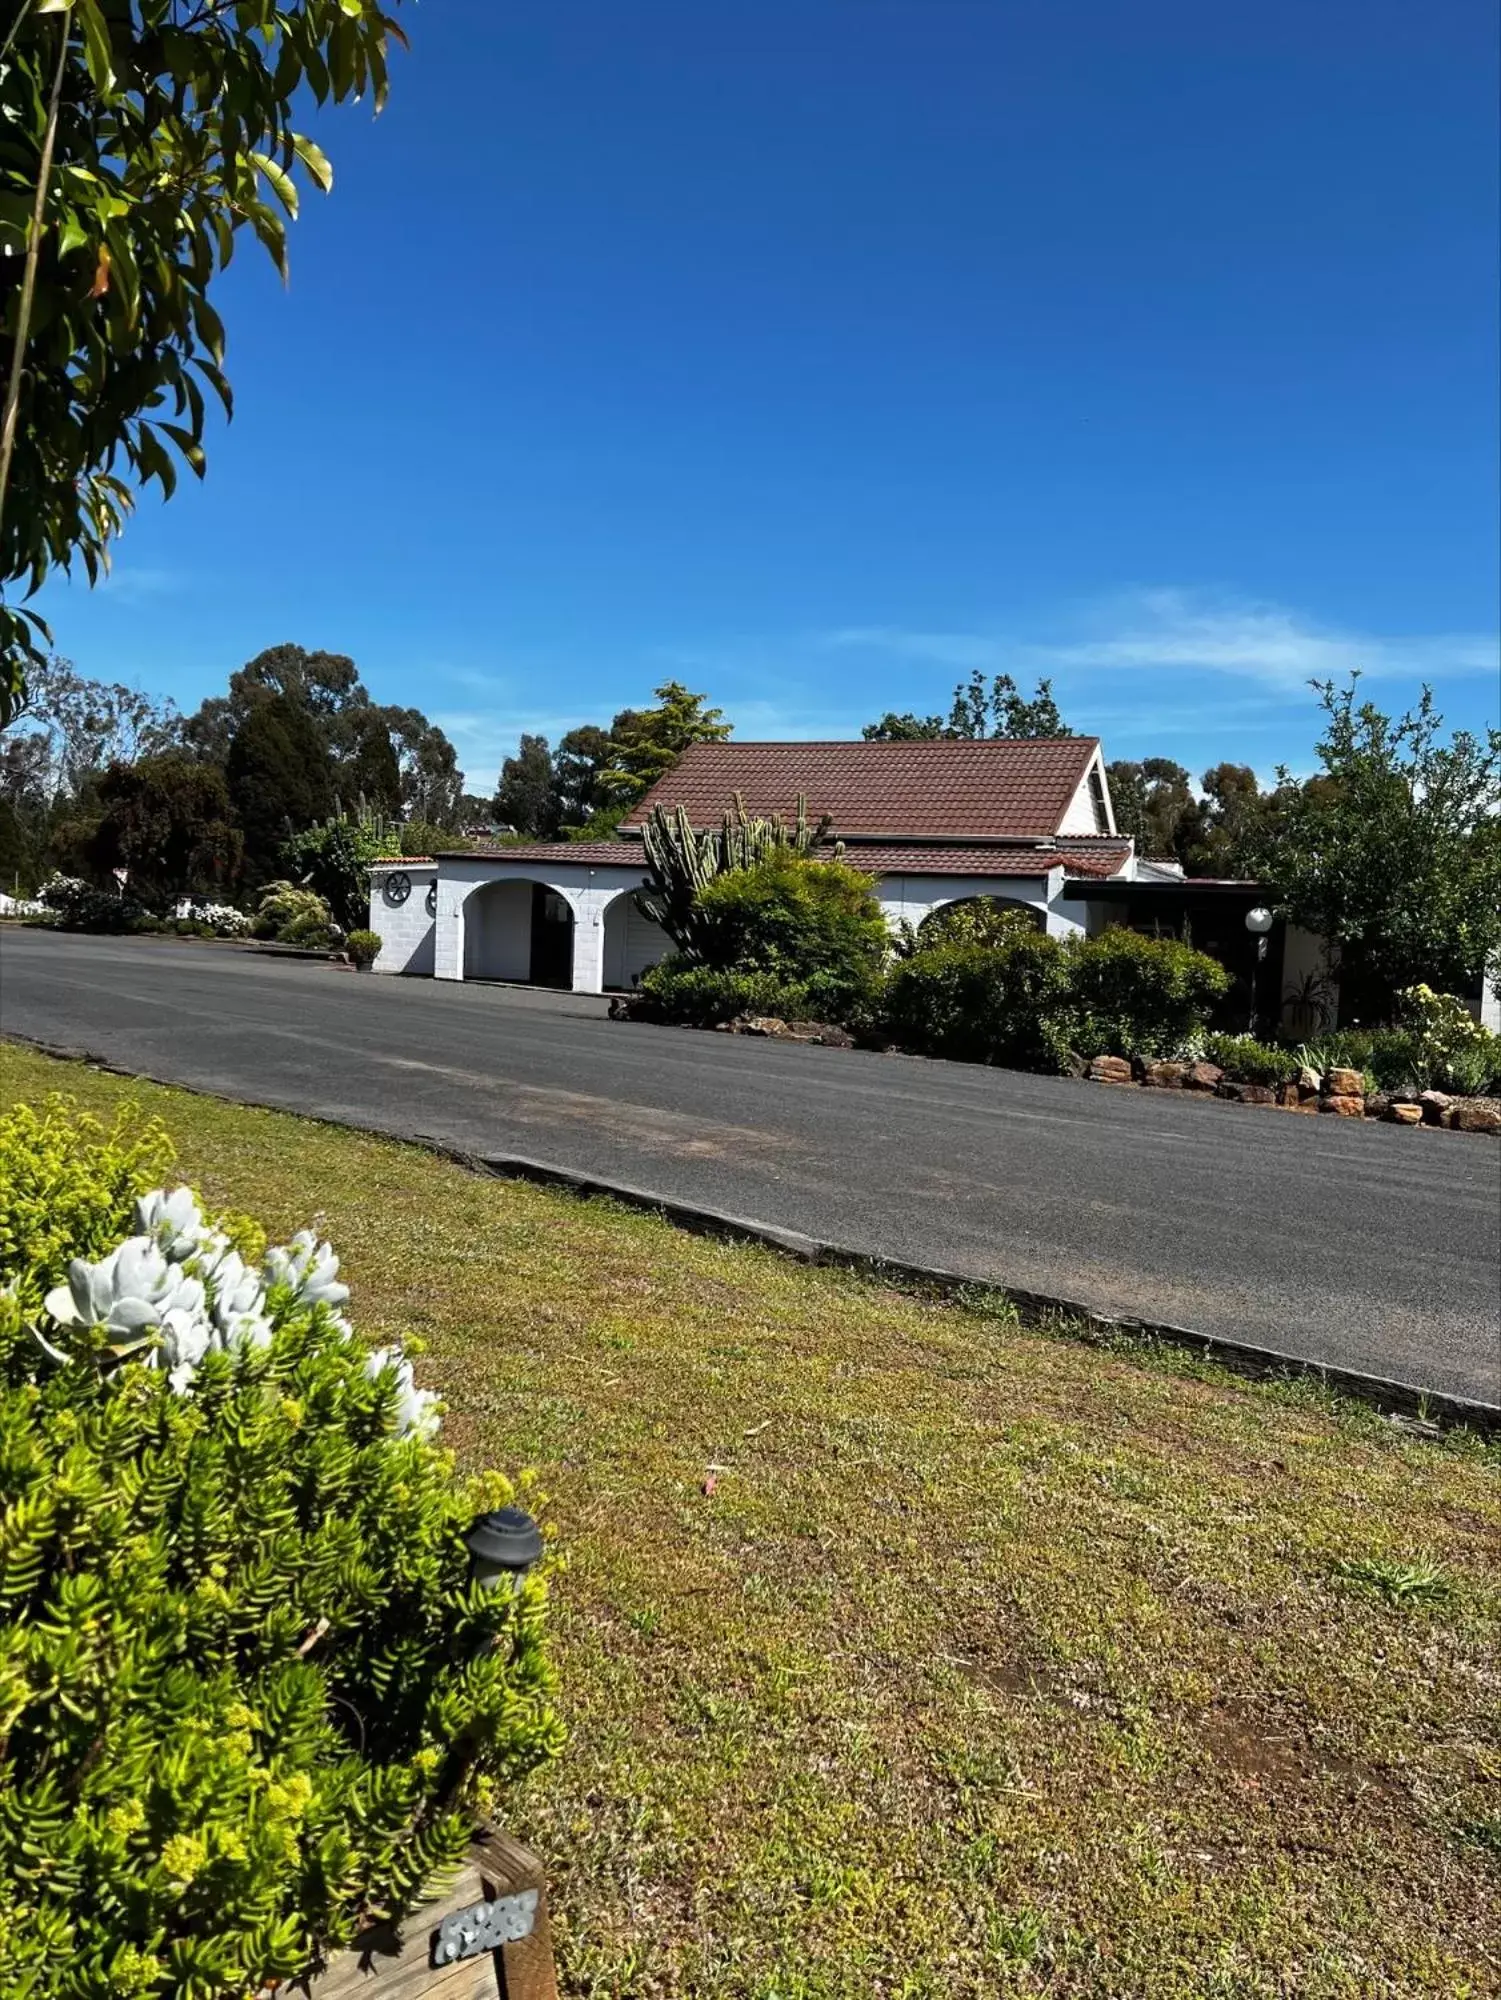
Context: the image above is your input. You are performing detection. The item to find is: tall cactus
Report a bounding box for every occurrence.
[637,791,840,955]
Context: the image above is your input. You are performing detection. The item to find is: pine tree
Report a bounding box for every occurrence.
[226,695,334,886]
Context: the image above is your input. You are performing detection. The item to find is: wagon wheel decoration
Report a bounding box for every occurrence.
[383,870,412,906]
[425,880,439,917]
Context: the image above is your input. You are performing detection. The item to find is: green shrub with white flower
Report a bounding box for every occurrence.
[0,1098,564,2000]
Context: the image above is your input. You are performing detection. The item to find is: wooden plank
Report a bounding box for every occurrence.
[286,1834,557,2000]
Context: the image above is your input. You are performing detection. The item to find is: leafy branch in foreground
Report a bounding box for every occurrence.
[0,0,407,722]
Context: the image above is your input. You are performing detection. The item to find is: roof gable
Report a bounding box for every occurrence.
[625,737,1101,842]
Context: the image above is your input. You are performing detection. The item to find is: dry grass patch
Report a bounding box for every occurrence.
[3,1043,1497,1999]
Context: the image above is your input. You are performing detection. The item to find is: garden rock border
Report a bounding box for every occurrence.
[1081,1054,1499,1136]
[611,1004,1501,1138]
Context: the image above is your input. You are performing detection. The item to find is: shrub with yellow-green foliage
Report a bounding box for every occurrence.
[0,1099,564,2000]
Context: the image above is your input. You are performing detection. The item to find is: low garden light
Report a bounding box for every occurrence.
[1244,905,1274,1033]
[465,1506,544,1592]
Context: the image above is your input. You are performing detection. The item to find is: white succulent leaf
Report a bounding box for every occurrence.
[200,1248,273,1349]
[363,1344,442,1439]
[264,1229,351,1310]
[44,1238,208,1348]
[134,1187,216,1262]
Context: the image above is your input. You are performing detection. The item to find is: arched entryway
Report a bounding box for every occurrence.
[463,879,576,988]
[917,895,1045,942]
[601,888,672,991]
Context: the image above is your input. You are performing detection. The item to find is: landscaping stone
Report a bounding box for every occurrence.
[1220,1081,1276,1106]
[1136,1059,1188,1088]
[1365,1093,1390,1121]
[1183,1061,1224,1092]
[1276,1081,1303,1108]
[1319,1094,1366,1117]
[1324,1067,1365,1099]
[1087,1055,1133,1084]
[1388,1103,1423,1125]
[1296,1065,1322,1096]
[1452,1099,1501,1136]
[1419,1089,1454,1127]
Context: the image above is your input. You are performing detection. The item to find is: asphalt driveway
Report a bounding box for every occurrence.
[2,928,1497,1405]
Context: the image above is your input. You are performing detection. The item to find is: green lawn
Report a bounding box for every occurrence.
[3,1042,1498,1999]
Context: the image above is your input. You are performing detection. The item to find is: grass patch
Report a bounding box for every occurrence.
[3,1042,1498,1998]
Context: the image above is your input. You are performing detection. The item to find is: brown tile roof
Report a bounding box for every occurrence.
[623,737,1101,840]
[442,835,1132,882]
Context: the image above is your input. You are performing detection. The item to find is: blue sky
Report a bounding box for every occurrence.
[43,0,1500,790]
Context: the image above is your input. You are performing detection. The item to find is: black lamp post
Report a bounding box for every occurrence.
[1244,905,1273,1036]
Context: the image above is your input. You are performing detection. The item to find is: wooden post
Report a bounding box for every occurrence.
[292,1833,558,2000]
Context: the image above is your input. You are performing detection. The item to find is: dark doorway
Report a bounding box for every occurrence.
[529,884,575,989]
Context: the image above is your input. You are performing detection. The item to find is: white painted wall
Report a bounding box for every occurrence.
[874,869,1077,940]
[368,864,437,975]
[1478,969,1500,1033]
[419,856,1092,992]
[431,855,656,991]
[603,892,672,989]
[1058,748,1117,836]
[464,878,534,981]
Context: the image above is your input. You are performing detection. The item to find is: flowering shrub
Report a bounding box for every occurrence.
[173,898,251,937]
[251,880,339,946]
[0,1099,563,2000]
[1396,984,1499,1093]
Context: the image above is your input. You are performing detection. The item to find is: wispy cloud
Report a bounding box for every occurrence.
[825,589,1499,692]
[98,566,184,605]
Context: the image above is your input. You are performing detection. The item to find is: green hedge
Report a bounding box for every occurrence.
[1204,1034,1301,1086]
[687,855,889,1021]
[0,1099,563,2000]
[883,933,1075,1070]
[633,961,829,1028]
[1066,928,1230,1059]
[882,926,1229,1072]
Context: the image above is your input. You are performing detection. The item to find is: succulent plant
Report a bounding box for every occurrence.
[201,1245,274,1352]
[135,1185,215,1261]
[263,1228,350,1312]
[44,1236,209,1367]
[364,1345,442,1439]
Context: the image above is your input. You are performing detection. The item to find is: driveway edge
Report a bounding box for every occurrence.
[5,1034,1495,1434]
[478,1151,1501,1436]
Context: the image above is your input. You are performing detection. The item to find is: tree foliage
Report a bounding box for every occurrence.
[280,811,389,930]
[596,680,731,810]
[491,684,733,843]
[493,732,559,840]
[864,672,1072,742]
[84,750,241,907]
[1252,677,1501,1004]
[225,693,333,886]
[0,1,407,721]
